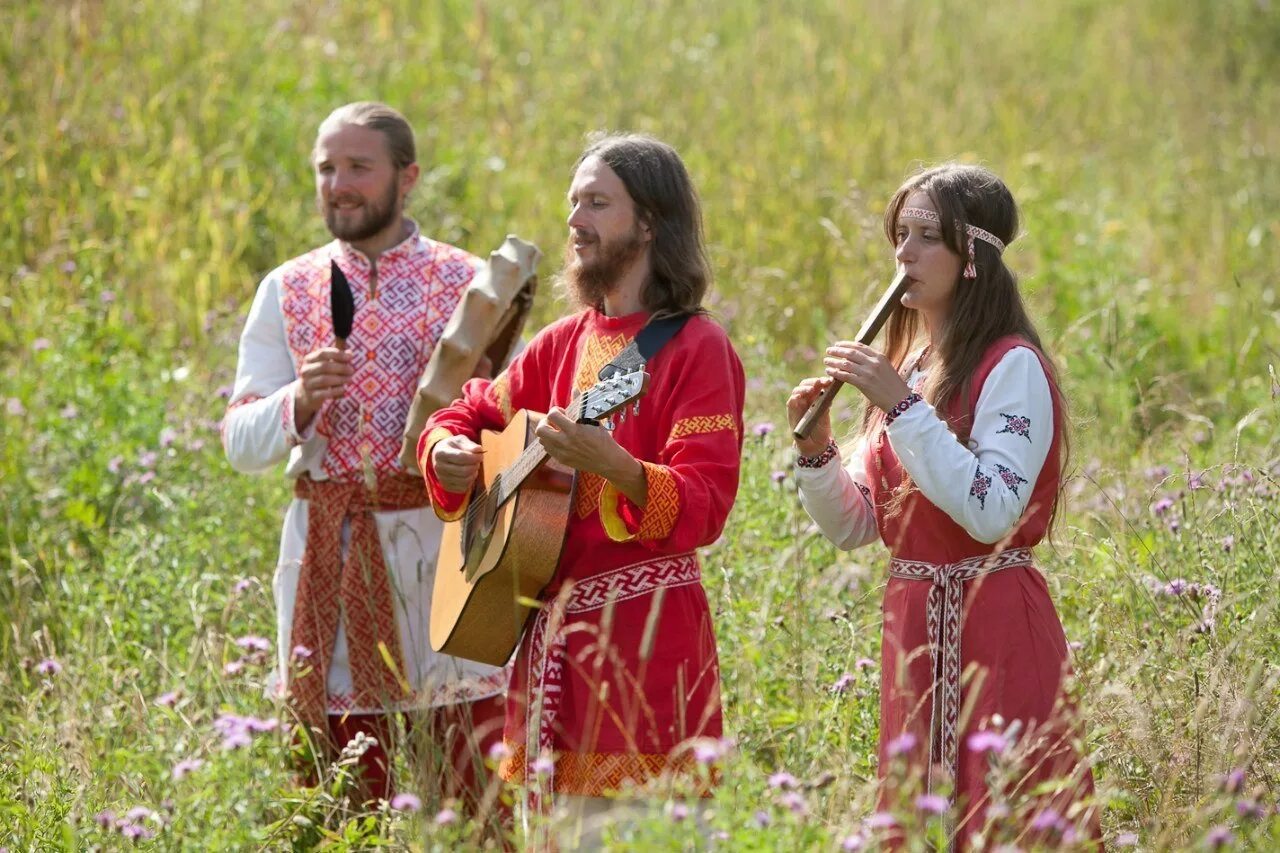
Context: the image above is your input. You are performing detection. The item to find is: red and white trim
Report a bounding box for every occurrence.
[888,547,1034,796]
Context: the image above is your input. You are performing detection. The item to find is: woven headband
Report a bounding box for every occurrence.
[899,206,1006,279]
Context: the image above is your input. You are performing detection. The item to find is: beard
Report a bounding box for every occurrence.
[318,175,401,243]
[561,224,647,309]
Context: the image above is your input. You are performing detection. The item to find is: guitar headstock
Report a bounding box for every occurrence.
[578,369,649,424]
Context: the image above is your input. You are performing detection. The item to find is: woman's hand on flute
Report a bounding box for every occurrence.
[787,376,836,457]
[823,341,912,414]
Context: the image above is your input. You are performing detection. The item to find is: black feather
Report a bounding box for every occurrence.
[330,260,355,341]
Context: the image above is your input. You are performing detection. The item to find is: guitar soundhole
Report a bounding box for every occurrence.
[461,482,500,577]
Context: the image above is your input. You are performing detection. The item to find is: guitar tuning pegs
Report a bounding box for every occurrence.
[632,401,641,417]
[602,417,615,431]
[617,409,627,424]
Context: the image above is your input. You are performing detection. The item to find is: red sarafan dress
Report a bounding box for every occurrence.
[797,335,1102,850]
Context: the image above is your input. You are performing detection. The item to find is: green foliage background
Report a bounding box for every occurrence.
[2,0,1278,848]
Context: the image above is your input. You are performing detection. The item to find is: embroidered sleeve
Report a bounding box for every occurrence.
[595,326,745,550]
[795,439,879,550]
[885,347,1054,543]
[222,273,314,473]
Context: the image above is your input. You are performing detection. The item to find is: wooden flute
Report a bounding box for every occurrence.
[792,268,911,440]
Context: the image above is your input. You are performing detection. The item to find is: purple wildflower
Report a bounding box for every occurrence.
[433,806,456,823]
[771,470,787,484]
[100,289,116,303]
[967,730,1009,754]
[1115,832,1139,847]
[60,404,79,419]
[1188,473,1206,490]
[5,398,25,416]
[831,672,855,694]
[137,470,156,485]
[1030,808,1063,832]
[768,771,798,790]
[887,731,917,757]
[35,658,62,676]
[780,791,807,816]
[671,803,689,822]
[854,657,876,670]
[120,824,153,840]
[235,635,271,652]
[753,810,772,828]
[62,260,77,274]
[107,456,124,474]
[159,427,177,448]
[1236,798,1265,819]
[172,758,205,780]
[693,740,721,765]
[1221,535,1235,553]
[1206,825,1234,848]
[1145,465,1170,481]
[393,793,423,814]
[1152,497,1175,516]
[916,794,949,815]
[865,812,897,829]
[124,806,154,822]
[532,754,555,775]
[94,810,116,828]
[216,384,234,399]
[1164,578,1188,596]
[488,741,512,761]
[1223,768,1246,793]
[138,450,158,469]
[155,691,180,707]
[841,835,866,851]
[32,338,51,352]
[753,422,775,438]
[222,659,245,676]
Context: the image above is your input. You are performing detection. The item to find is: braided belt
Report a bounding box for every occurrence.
[888,547,1034,794]
[522,552,702,821]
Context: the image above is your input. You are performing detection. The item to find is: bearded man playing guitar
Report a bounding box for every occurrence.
[419,134,745,840]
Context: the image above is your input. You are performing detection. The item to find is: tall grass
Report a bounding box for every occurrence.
[2,0,1278,848]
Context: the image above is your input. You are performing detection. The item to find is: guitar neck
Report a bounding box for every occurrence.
[489,395,586,508]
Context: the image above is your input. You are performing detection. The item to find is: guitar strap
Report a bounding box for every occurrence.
[597,313,692,381]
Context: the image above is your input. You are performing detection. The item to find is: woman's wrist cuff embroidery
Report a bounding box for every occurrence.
[797,438,839,469]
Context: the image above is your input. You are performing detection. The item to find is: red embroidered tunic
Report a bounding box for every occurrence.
[797,336,1101,848]
[419,308,745,796]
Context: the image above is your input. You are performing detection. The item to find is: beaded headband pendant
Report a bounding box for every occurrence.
[899,206,1006,280]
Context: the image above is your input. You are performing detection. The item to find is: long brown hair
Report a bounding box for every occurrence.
[864,164,1069,523]
[576,134,711,318]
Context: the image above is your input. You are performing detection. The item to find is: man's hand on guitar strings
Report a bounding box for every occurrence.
[536,409,648,507]
[431,434,485,495]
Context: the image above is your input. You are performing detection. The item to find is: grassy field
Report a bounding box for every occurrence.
[2,0,1279,848]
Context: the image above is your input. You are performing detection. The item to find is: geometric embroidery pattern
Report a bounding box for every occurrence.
[288,473,428,738]
[969,469,993,510]
[570,332,633,519]
[668,413,739,443]
[575,472,606,519]
[573,331,631,392]
[500,742,711,797]
[634,462,679,541]
[277,231,478,481]
[517,553,701,808]
[994,463,1028,497]
[996,412,1032,442]
[889,547,1035,795]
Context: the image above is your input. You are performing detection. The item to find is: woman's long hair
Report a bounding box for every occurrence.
[862,164,1069,527]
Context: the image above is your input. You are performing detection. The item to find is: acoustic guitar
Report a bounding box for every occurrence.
[430,367,649,665]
